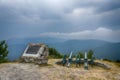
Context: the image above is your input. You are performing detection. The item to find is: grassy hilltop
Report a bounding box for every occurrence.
[0,59,120,80]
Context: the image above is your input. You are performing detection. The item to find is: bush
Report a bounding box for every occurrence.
[49,47,63,59]
[116,60,120,63]
[103,58,112,62]
[0,40,9,63]
[78,52,84,58]
[87,50,93,59]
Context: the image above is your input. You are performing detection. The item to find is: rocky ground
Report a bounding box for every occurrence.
[0,59,120,80]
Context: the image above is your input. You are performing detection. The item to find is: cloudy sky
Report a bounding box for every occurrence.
[0,0,120,42]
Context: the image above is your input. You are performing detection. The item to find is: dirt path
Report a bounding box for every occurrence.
[0,59,120,80]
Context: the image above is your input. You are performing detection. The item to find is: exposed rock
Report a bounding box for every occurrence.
[0,59,119,80]
[0,63,41,80]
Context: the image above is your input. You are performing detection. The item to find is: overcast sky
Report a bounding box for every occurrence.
[0,0,120,42]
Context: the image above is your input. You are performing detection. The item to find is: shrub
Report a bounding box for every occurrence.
[49,47,63,58]
[0,40,9,63]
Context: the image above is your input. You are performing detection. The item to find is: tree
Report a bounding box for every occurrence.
[0,40,9,63]
[49,47,63,58]
[87,50,93,59]
[78,52,84,58]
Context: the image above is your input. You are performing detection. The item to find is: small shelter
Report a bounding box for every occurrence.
[22,43,49,64]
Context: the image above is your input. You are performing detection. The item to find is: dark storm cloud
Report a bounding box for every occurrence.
[0,0,120,42]
[96,0,120,13]
[101,11,120,29]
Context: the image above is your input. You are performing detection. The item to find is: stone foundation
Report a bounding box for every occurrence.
[21,57,48,64]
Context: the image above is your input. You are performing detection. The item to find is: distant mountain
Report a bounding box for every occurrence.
[7,37,65,45]
[8,44,26,61]
[6,37,120,61]
[49,39,111,53]
[6,37,66,61]
[94,43,120,61]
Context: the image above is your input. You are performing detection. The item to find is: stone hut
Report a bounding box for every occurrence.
[22,43,49,64]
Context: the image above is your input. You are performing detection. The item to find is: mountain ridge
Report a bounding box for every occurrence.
[6,37,120,61]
